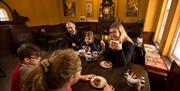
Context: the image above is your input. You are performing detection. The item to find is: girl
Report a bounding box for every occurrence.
[78,31,98,52]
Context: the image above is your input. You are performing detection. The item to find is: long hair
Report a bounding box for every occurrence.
[21,49,81,91]
[110,22,134,44]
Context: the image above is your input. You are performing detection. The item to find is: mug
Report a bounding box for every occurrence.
[85,52,92,61]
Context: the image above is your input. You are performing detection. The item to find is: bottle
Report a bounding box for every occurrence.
[137,37,143,47]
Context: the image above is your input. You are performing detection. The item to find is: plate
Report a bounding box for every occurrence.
[90,76,107,89]
[100,61,112,68]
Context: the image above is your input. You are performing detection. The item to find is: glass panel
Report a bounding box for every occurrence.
[157,0,172,46]
[172,28,180,60]
[169,21,180,62]
[0,8,9,21]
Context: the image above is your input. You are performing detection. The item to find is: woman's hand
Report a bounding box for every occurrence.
[109,41,122,50]
[103,84,115,91]
[100,40,105,47]
[80,74,96,81]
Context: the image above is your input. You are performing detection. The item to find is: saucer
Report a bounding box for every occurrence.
[90,76,107,89]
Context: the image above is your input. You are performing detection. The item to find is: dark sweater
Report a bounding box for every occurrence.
[78,41,98,52]
[61,30,84,50]
[103,41,134,67]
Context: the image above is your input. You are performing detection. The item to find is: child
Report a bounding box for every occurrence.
[21,49,114,91]
[11,43,41,91]
[78,31,98,52]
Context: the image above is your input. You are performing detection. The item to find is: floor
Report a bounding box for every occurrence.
[0,54,18,91]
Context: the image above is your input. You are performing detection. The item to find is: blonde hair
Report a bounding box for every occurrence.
[21,49,81,91]
[110,22,134,44]
[85,31,94,41]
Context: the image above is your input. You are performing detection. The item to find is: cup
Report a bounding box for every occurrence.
[92,51,99,60]
[78,49,86,57]
[85,52,92,61]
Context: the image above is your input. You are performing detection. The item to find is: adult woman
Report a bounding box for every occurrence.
[101,22,134,67]
[22,49,114,91]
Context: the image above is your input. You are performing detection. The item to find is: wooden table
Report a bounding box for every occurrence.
[72,57,150,91]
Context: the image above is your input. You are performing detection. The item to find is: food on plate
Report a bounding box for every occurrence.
[104,61,112,67]
[100,61,112,68]
[90,76,107,88]
[93,78,101,86]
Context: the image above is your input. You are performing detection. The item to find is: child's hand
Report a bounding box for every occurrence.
[80,74,96,81]
[103,84,115,91]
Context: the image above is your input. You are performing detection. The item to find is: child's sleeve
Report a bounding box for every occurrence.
[91,43,98,51]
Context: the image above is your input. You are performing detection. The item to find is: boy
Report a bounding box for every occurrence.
[11,43,41,91]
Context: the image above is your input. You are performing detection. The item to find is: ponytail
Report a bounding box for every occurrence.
[22,49,81,91]
[21,59,51,91]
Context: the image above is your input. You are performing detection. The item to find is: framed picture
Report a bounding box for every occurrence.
[63,0,76,16]
[126,0,140,16]
[86,1,93,17]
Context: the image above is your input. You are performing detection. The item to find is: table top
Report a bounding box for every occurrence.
[145,58,168,76]
[72,57,150,91]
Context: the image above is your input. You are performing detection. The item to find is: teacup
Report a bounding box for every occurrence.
[85,52,92,61]
[111,40,120,44]
[78,49,86,57]
[92,51,99,60]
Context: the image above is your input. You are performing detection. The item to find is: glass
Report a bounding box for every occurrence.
[92,51,99,60]
[30,56,41,59]
[30,52,41,59]
[67,27,73,30]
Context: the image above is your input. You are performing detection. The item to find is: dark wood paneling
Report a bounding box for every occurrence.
[30,22,143,38]
[0,26,12,57]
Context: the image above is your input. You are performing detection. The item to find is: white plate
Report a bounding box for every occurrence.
[90,76,107,89]
[100,61,112,68]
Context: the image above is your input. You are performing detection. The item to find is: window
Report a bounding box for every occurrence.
[0,8,9,21]
[169,21,180,62]
[156,0,172,48]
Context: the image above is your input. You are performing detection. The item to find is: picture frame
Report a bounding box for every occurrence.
[126,0,140,17]
[62,0,76,17]
[86,1,93,17]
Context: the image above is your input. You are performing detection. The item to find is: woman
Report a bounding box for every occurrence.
[21,49,114,91]
[101,22,134,67]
